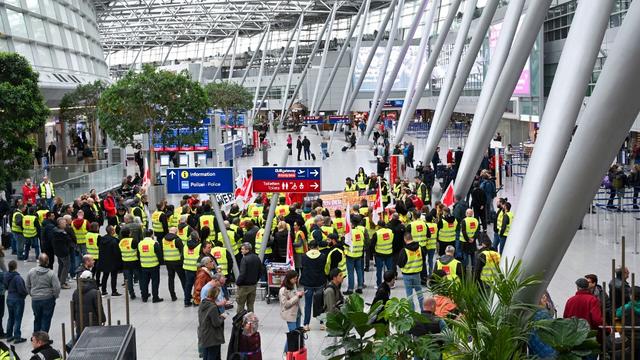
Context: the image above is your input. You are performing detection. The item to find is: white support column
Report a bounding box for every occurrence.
[258,149,290,261]
[452,0,529,197]
[418,0,478,159]
[501,0,615,264]
[518,0,640,303]
[250,28,271,130]
[212,32,238,82]
[343,0,400,116]
[198,37,209,84]
[392,0,462,144]
[310,1,339,115]
[228,32,239,80]
[364,0,433,142]
[240,27,269,86]
[418,0,500,158]
[280,12,306,121]
[392,0,440,143]
[361,0,404,144]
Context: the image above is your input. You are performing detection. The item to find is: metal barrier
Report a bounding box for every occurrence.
[54,163,125,202]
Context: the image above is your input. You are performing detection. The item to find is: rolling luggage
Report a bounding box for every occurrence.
[311,153,316,161]
[341,146,348,152]
[286,348,307,360]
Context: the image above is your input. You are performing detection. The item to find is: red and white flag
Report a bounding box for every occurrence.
[441,182,455,208]
[141,157,151,190]
[285,230,295,270]
[234,176,255,210]
[372,178,384,224]
[344,204,352,247]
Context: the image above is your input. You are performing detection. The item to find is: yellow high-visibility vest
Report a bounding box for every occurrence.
[275,205,289,217]
[436,259,461,281]
[212,246,229,275]
[344,227,364,258]
[177,226,190,241]
[400,247,423,274]
[138,237,159,268]
[11,211,22,234]
[426,222,438,250]
[480,250,501,283]
[200,214,214,230]
[162,238,181,262]
[86,232,100,259]
[374,228,393,255]
[73,220,88,245]
[410,220,428,247]
[438,220,457,243]
[119,238,138,262]
[333,218,346,236]
[464,217,479,240]
[151,210,164,233]
[324,247,347,277]
[293,230,306,254]
[22,215,37,238]
[183,244,201,271]
[168,207,182,228]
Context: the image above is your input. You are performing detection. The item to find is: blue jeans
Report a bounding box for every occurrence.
[463,251,476,270]
[375,255,394,287]
[24,236,40,260]
[492,232,501,250]
[425,249,435,277]
[123,268,140,297]
[10,233,18,255]
[284,315,301,352]
[403,273,423,312]
[69,248,81,279]
[303,286,323,326]
[32,298,56,332]
[494,235,507,254]
[6,298,25,339]
[45,198,54,210]
[14,234,25,260]
[184,270,196,305]
[346,257,364,291]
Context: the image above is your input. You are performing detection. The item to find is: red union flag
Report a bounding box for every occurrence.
[344,204,352,247]
[372,178,384,224]
[234,176,255,210]
[441,182,455,208]
[286,231,295,270]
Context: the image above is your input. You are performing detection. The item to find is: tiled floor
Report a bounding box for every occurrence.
[5,128,638,359]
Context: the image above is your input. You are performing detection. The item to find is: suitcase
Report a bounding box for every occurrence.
[286,348,307,360]
[311,153,316,161]
[341,146,348,152]
[286,328,306,352]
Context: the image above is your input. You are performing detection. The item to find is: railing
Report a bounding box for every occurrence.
[53,163,124,202]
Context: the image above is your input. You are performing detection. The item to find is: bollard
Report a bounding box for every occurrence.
[615,212,619,244]
[107,298,112,326]
[97,292,103,326]
[597,204,601,236]
[611,258,617,360]
[69,301,76,343]
[125,279,130,325]
[61,322,67,360]
[619,196,625,227]
[77,278,84,334]
[89,312,93,327]
[635,217,639,254]
[621,236,626,360]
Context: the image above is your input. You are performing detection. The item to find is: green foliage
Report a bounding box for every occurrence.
[431,261,598,359]
[535,318,600,359]
[323,294,439,360]
[97,65,209,148]
[0,52,49,184]
[204,81,252,112]
[59,80,106,149]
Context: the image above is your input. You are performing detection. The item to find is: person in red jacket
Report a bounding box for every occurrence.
[103,192,117,226]
[21,178,38,206]
[563,278,603,331]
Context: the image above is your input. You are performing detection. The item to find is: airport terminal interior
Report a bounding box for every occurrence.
[1,0,640,359]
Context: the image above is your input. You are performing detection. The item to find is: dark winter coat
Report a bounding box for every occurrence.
[72,279,104,334]
[98,234,122,272]
[198,298,225,348]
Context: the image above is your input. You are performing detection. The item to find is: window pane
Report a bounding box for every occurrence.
[64,28,75,48]
[67,9,76,28]
[48,23,63,46]
[53,48,67,68]
[7,10,28,38]
[57,3,68,24]
[25,0,41,14]
[84,56,93,73]
[42,0,56,18]
[81,36,89,53]
[69,52,79,70]
[14,41,34,64]
[76,54,86,71]
[35,46,53,67]
[31,17,46,40]
[75,12,84,32]
[4,0,21,7]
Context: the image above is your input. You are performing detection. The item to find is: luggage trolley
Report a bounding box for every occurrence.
[265,262,290,304]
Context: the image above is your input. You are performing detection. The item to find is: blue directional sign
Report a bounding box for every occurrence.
[166,167,234,194]
[303,116,324,125]
[252,166,322,193]
[328,115,351,125]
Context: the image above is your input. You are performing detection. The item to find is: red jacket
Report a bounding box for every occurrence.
[103,196,116,217]
[563,289,603,330]
[22,184,38,205]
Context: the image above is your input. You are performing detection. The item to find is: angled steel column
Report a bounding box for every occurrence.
[360,0,404,144]
[279,14,333,123]
[228,32,239,80]
[501,0,615,264]
[519,0,640,302]
[280,12,306,121]
[310,1,339,114]
[419,0,478,161]
[343,0,400,116]
[313,2,367,115]
[250,14,304,125]
[161,43,174,66]
[451,0,525,190]
[212,31,238,82]
[249,29,271,130]
[364,0,433,142]
[259,149,290,262]
[339,0,372,115]
[392,0,440,144]
[393,0,462,144]
[453,0,553,198]
[240,26,270,86]
[198,37,209,84]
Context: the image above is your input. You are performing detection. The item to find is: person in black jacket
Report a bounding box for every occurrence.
[409,297,445,357]
[300,240,327,331]
[242,220,259,249]
[29,331,62,360]
[98,226,122,296]
[236,243,262,313]
[271,221,289,263]
[52,218,71,289]
[387,213,405,273]
[40,212,57,270]
[372,270,395,308]
[162,228,185,302]
[73,271,104,337]
[470,181,487,231]
[5,260,28,343]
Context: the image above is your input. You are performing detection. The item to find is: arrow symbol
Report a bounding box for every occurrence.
[169,171,176,179]
[310,169,319,177]
[310,182,319,190]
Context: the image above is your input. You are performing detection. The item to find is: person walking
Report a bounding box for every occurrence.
[29,331,62,360]
[302,136,311,160]
[162,227,185,302]
[296,136,303,161]
[47,142,57,165]
[25,254,60,333]
[300,240,327,331]
[72,271,104,338]
[495,201,513,254]
[52,218,71,289]
[5,260,28,343]
[137,230,163,303]
[286,134,293,156]
[397,233,424,311]
[279,270,303,354]
[98,225,122,296]
[235,243,262,313]
[198,286,225,360]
